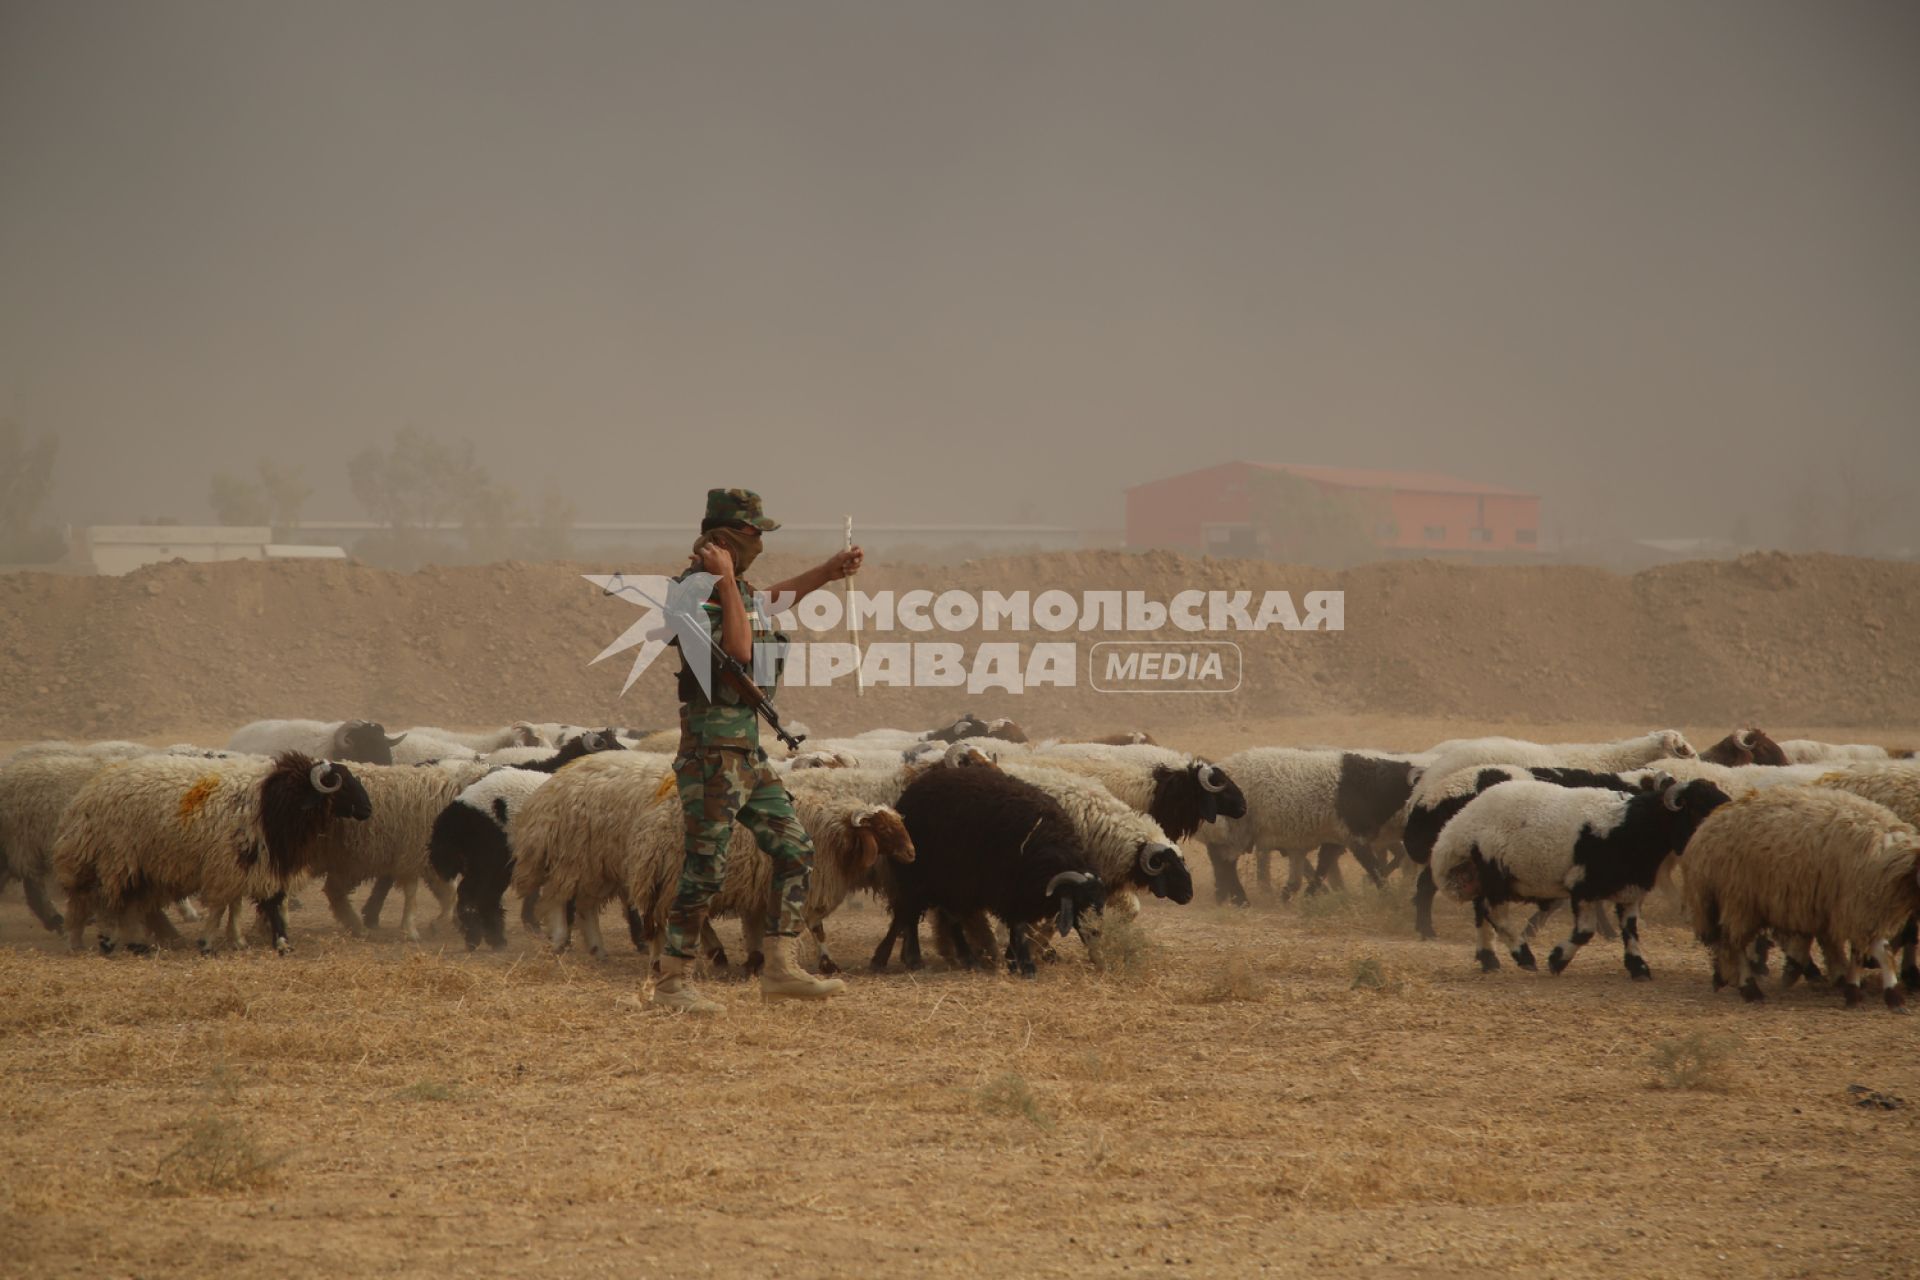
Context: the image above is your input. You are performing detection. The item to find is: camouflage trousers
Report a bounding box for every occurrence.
[663,744,814,961]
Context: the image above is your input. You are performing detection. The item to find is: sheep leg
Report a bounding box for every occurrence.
[900,910,924,970]
[624,905,649,955]
[1780,936,1823,988]
[1206,843,1250,906]
[1870,939,1906,1010]
[576,899,607,958]
[1838,942,1868,1008]
[538,895,572,953]
[323,872,366,937]
[1312,844,1345,894]
[1545,900,1597,975]
[256,892,293,954]
[1896,917,1920,993]
[360,876,393,929]
[520,888,542,932]
[944,910,979,970]
[1728,938,1765,1003]
[739,912,766,977]
[699,919,733,973]
[22,875,65,932]
[1279,852,1310,901]
[1348,841,1388,889]
[423,872,456,936]
[810,917,840,974]
[1616,900,1652,980]
[63,887,94,952]
[175,896,204,924]
[197,896,238,954]
[1472,899,1502,971]
[396,877,423,944]
[1256,851,1275,895]
[1412,865,1439,940]
[1489,902,1534,969]
[868,915,903,972]
[1520,901,1561,941]
[1005,921,1036,978]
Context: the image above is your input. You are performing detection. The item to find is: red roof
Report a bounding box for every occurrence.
[1248,462,1535,498]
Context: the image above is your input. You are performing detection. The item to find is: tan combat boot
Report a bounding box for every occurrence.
[651,955,724,1015]
[760,934,847,1001]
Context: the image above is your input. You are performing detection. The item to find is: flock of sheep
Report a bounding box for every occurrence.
[4,714,1920,1011]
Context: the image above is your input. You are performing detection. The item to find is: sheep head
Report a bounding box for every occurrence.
[848,805,913,873]
[1044,870,1105,940]
[1134,841,1194,905]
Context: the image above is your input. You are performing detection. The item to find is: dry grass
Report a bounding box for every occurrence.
[1649,1032,1742,1094]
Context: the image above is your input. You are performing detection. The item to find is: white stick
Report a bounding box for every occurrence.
[845,515,863,697]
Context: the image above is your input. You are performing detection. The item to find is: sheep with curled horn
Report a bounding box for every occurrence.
[55,752,371,955]
[927,762,1191,965]
[1698,728,1789,768]
[1028,742,1246,842]
[874,764,1107,977]
[226,718,409,766]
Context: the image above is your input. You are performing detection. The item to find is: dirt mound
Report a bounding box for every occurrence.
[1,550,1915,740]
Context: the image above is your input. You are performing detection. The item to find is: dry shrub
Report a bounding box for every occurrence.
[1293,882,1413,933]
[151,1113,283,1196]
[1085,914,1157,980]
[1350,955,1400,993]
[1649,1032,1740,1093]
[393,1080,459,1102]
[1191,952,1265,1004]
[975,1073,1052,1130]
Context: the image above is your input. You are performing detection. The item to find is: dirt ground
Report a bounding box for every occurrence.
[4,713,1918,1279]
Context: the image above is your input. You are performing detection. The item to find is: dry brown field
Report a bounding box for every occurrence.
[4,714,1918,1279]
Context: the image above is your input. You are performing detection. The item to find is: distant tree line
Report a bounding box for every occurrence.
[0,421,65,564]
[208,426,577,569]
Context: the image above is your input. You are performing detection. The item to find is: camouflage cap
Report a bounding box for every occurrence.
[704,487,780,531]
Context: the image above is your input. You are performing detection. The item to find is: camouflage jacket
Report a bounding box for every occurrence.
[671,569,787,749]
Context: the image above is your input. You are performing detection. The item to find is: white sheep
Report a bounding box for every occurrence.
[1776,739,1905,765]
[0,751,128,933]
[403,723,547,753]
[508,752,679,955]
[304,759,491,941]
[1431,776,1731,978]
[1803,766,1920,992]
[1195,747,1424,905]
[54,752,373,954]
[227,718,407,764]
[1682,786,1920,1008]
[624,787,915,975]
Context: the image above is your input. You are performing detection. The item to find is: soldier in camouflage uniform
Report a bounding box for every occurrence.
[653,487,863,1014]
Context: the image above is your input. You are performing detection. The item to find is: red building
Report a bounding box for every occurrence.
[1125,462,1542,557]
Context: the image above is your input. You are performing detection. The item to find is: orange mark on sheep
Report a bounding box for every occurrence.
[177,775,221,824]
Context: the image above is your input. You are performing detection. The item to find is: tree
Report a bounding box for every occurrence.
[208,472,272,526]
[257,461,313,530]
[0,420,64,562]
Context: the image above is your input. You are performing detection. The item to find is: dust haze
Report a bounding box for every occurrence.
[3,1,1917,549]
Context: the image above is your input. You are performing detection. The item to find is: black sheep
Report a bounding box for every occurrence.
[423,732,624,950]
[873,766,1106,978]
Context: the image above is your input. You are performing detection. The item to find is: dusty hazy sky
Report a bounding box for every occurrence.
[3,1,1917,544]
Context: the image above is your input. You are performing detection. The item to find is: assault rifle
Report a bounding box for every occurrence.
[598,573,807,751]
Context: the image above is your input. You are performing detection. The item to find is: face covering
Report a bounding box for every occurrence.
[693,525,761,576]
